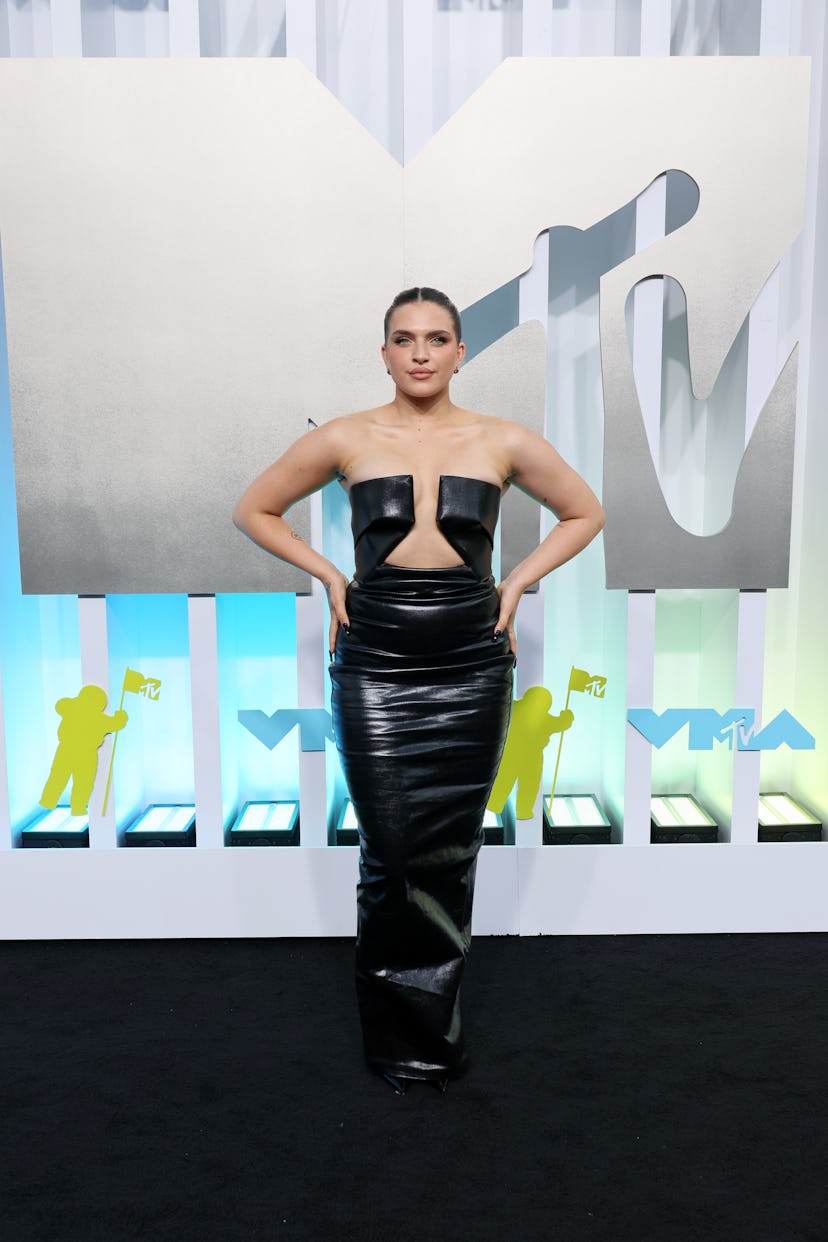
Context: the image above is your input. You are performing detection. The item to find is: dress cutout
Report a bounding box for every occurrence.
[349,474,502,582]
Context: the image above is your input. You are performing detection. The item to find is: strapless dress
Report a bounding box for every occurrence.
[329,475,515,1084]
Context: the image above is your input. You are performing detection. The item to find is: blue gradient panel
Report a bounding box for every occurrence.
[322,479,354,838]
[107,594,194,835]
[217,591,298,823]
[321,477,354,589]
[0,251,82,842]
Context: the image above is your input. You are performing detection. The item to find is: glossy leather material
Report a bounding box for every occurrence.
[330,564,514,1081]
[349,475,416,584]
[436,475,501,580]
[349,474,502,582]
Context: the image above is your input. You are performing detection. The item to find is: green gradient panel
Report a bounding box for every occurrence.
[652,590,737,828]
[542,538,614,800]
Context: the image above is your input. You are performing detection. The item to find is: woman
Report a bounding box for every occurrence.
[233,287,604,1095]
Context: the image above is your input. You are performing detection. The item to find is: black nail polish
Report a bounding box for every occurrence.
[493,629,502,639]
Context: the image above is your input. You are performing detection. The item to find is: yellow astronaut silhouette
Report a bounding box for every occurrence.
[488,686,573,820]
[39,686,128,816]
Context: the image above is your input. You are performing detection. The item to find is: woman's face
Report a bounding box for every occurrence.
[382,302,465,397]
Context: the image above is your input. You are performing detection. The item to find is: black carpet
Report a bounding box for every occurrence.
[0,934,825,1241]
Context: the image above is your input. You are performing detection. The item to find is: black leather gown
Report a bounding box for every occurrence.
[329,475,515,1082]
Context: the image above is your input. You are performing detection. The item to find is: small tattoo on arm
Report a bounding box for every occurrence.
[290,530,303,541]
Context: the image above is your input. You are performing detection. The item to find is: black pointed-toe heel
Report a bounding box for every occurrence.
[382,1073,409,1095]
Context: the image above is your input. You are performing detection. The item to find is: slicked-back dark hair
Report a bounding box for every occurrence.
[383,287,462,343]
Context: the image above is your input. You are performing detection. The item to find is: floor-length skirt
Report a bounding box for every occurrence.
[329,563,514,1081]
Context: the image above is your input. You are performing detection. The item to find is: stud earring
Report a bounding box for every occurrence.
[454,367,459,374]
[386,369,391,375]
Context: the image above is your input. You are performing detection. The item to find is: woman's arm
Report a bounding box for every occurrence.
[494,424,605,652]
[233,419,351,651]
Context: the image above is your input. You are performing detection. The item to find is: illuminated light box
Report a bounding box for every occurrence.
[334,800,504,846]
[758,793,822,843]
[123,804,196,848]
[650,795,718,844]
[481,808,505,846]
[228,800,299,847]
[335,799,360,846]
[21,808,89,849]
[543,795,612,845]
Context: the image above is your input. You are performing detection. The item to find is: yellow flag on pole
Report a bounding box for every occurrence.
[568,667,607,697]
[122,668,162,700]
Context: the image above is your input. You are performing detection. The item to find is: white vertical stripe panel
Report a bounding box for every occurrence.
[285,0,317,71]
[433,4,516,133]
[402,0,434,161]
[80,2,116,57]
[144,3,171,57]
[296,491,328,847]
[615,0,643,56]
[256,0,287,57]
[31,0,53,56]
[641,0,673,56]
[730,0,791,841]
[78,596,116,848]
[49,0,82,56]
[512,0,552,850]
[637,0,673,397]
[622,2,671,849]
[316,0,337,93]
[634,36,668,508]
[760,0,792,54]
[387,0,403,164]
[759,0,814,799]
[576,0,617,54]
[222,0,257,56]
[732,591,765,843]
[546,0,616,55]
[723,0,788,837]
[670,0,719,57]
[624,591,656,844]
[548,2,581,55]
[287,0,327,846]
[328,0,395,155]
[516,233,549,848]
[785,0,828,820]
[521,0,553,52]
[6,0,34,55]
[0,663,11,846]
[169,0,201,57]
[113,4,148,56]
[188,596,224,847]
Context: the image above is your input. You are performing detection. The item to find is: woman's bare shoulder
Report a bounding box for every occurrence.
[322,405,394,436]
[451,407,525,442]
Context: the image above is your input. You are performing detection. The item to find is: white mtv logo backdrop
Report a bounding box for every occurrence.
[0,53,820,942]
[0,57,809,596]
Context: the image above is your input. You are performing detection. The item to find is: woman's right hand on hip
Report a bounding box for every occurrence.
[325,572,351,656]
